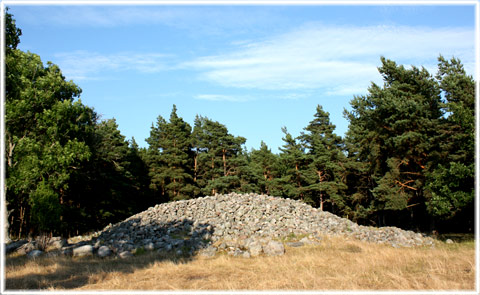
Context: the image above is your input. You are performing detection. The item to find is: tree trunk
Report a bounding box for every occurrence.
[4,132,18,242]
[19,205,25,238]
[223,149,227,177]
[193,155,198,182]
[4,194,11,243]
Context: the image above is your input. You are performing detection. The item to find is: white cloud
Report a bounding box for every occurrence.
[54,51,171,80]
[194,94,252,102]
[187,24,475,95]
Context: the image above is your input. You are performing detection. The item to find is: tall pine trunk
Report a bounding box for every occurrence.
[223,149,227,176]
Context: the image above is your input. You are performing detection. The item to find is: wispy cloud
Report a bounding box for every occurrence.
[194,94,253,102]
[54,51,172,80]
[194,91,311,102]
[186,24,475,95]
[17,6,283,35]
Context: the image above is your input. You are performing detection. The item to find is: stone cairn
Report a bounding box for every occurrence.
[7,193,435,259]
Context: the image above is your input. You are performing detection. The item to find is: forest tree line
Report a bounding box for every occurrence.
[4,11,474,240]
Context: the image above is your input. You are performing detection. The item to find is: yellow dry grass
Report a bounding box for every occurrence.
[5,236,475,291]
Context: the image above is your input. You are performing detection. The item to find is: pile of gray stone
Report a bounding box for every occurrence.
[6,193,435,259]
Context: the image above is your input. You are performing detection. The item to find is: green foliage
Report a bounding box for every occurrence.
[29,181,62,232]
[5,11,152,237]
[4,8,22,52]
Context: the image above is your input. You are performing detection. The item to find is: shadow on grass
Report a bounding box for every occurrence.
[6,218,214,290]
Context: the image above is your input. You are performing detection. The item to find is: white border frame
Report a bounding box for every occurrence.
[0,1,478,295]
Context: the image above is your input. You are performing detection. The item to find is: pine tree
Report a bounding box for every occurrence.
[192,115,246,195]
[424,56,475,229]
[344,57,443,228]
[275,127,307,200]
[250,141,278,195]
[146,105,195,201]
[300,105,347,211]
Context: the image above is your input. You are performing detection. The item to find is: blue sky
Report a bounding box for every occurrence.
[6,2,477,153]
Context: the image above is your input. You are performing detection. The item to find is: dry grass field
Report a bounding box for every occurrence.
[5,235,475,292]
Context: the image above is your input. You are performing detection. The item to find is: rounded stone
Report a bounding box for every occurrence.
[97,246,112,257]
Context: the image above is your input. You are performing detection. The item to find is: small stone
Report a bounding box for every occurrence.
[49,239,68,250]
[119,251,133,259]
[299,237,313,244]
[232,249,244,257]
[446,239,454,244]
[247,241,263,257]
[145,242,155,251]
[73,245,93,257]
[286,241,304,247]
[16,242,37,255]
[27,250,43,259]
[199,246,217,258]
[97,246,112,257]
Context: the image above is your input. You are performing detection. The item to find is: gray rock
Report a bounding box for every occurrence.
[446,239,454,244]
[27,250,43,258]
[16,241,37,255]
[145,242,155,251]
[73,245,93,257]
[232,249,244,257]
[49,239,68,250]
[198,246,217,258]
[263,240,285,256]
[247,241,263,257]
[6,240,28,254]
[286,241,304,247]
[97,246,112,257]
